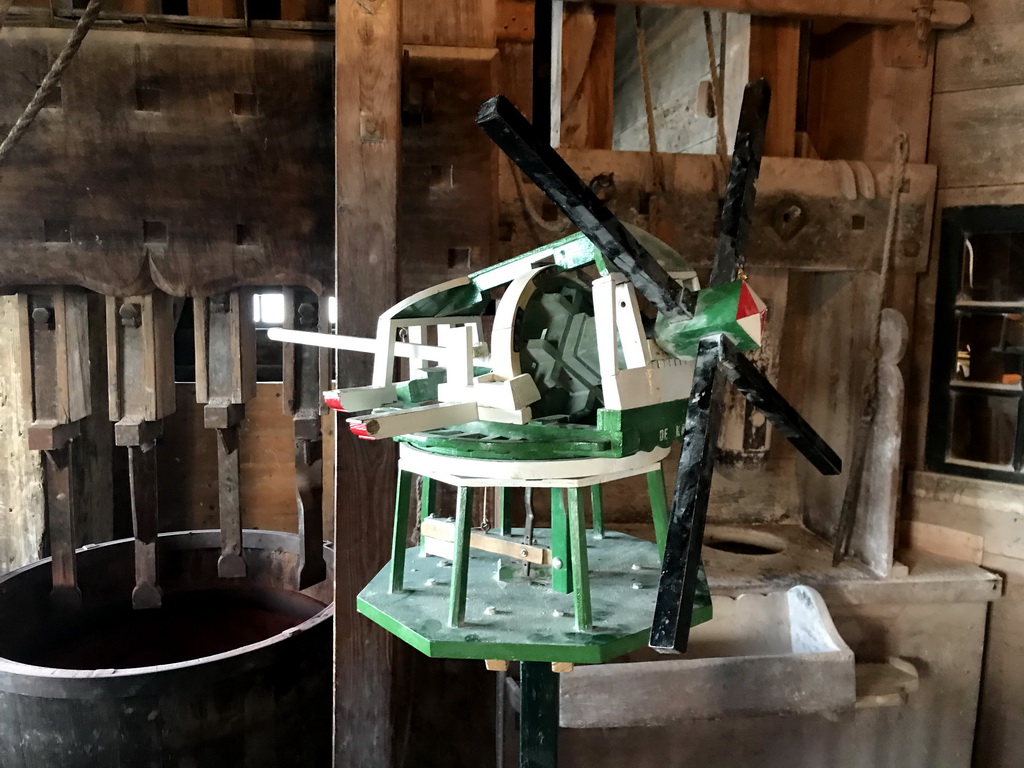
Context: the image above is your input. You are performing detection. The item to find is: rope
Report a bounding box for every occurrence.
[703,11,729,166]
[0,0,105,171]
[879,132,910,293]
[634,7,663,192]
[507,154,570,240]
[833,131,910,565]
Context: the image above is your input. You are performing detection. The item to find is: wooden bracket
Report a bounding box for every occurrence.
[194,290,257,580]
[283,287,328,589]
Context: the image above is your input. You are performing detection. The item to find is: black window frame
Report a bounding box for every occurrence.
[926,204,1024,485]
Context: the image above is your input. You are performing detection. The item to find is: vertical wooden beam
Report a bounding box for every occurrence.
[748,17,801,156]
[336,0,402,763]
[0,297,46,574]
[559,3,616,150]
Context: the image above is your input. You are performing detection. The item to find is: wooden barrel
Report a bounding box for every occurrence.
[0,530,333,767]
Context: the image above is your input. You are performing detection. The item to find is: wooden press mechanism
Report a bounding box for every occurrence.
[17,286,330,611]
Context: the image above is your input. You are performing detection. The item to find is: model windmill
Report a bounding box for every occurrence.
[273,79,841,666]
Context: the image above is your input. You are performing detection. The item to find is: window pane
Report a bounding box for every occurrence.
[949,391,1020,467]
[960,233,1024,303]
[955,312,1024,385]
[258,293,286,325]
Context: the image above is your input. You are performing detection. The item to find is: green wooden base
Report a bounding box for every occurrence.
[357,529,712,664]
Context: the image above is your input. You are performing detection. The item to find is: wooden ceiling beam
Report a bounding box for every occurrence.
[561,0,971,31]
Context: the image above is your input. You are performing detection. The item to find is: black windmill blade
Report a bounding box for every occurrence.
[709,78,771,287]
[475,95,696,320]
[650,79,842,655]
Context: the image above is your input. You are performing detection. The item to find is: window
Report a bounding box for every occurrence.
[173,292,338,384]
[927,206,1024,484]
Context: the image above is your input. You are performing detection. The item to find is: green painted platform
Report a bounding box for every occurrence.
[357,529,712,664]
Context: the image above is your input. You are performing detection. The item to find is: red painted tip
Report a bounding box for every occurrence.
[736,281,760,320]
[348,422,371,438]
[324,395,347,412]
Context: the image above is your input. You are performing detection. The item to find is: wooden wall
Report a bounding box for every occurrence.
[159,383,333,539]
[904,2,1024,763]
[0,297,45,573]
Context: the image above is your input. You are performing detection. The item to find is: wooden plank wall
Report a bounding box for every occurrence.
[158,383,334,539]
[0,297,46,573]
[612,6,727,154]
[904,2,1024,764]
[0,292,112,574]
[791,20,936,543]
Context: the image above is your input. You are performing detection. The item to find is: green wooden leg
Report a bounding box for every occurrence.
[550,488,572,594]
[448,485,474,627]
[647,468,668,558]
[389,470,413,593]
[497,487,513,536]
[589,484,604,537]
[566,487,592,631]
[420,476,436,521]
[419,476,436,555]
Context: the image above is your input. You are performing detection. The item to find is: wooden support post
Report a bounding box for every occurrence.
[389,470,413,593]
[44,443,81,610]
[19,289,93,609]
[128,443,161,609]
[532,0,562,143]
[283,288,329,590]
[559,2,615,150]
[589,484,604,537]
[646,469,668,557]
[448,485,474,627]
[336,0,402,760]
[519,661,559,768]
[749,18,801,157]
[214,425,244,578]
[108,292,175,610]
[195,290,256,581]
[565,486,591,631]
[550,488,572,594]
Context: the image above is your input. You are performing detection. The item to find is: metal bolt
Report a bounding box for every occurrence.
[483,605,497,616]
[520,548,529,557]
[297,302,318,329]
[631,581,643,590]
[119,303,141,329]
[425,578,437,586]
[552,609,567,618]
[31,306,52,328]
[552,557,564,570]
[438,560,452,568]
[631,563,642,571]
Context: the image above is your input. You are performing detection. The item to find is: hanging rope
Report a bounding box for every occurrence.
[833,131,910,565]
[634,6,664,193]
[702,11,729,166]
[879,132,911,290]
[507,154,571,243]
[0,0,105,171]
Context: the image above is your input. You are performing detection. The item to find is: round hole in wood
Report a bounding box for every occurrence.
[704,527,786,557]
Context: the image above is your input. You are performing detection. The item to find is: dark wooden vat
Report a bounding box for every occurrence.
[0,530,333,767]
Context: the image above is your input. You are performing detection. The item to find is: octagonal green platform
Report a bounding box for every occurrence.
[357,529,712,664]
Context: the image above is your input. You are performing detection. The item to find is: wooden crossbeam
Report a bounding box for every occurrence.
[561,0,971,30]
[421,517,553,565]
